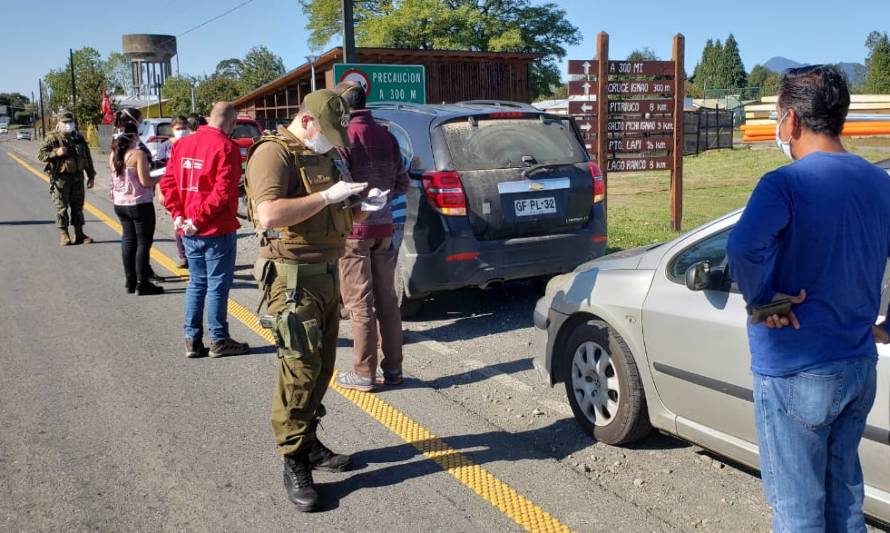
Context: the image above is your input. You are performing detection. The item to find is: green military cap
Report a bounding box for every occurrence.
[58,111,75,122]
[302,89,350,148]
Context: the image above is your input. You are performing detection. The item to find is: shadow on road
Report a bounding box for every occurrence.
[0,219,55,226]
[315,419,692,508]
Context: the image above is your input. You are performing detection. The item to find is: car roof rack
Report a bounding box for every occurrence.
[366,101,438,115]
[453,100,538,111]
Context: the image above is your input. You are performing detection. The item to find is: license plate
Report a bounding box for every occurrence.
[514,197,556,216]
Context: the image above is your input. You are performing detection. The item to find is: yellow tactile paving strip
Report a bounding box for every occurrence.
[8,151,576,533]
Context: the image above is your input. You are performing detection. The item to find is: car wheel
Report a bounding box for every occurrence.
[561,320,651,445]
[395,264,423,319]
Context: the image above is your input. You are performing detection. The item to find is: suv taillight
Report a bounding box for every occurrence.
[589,162,605,203]
[422,171,467,216]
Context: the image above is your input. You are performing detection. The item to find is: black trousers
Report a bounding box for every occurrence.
[114,203,156,287]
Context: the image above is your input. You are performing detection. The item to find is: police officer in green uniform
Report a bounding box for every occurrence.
[245,90,367,512]
[37,111,96,246]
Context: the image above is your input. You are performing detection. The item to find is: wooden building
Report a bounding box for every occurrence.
[233,47,539,130]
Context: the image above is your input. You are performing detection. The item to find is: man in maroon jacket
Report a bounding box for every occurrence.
[334,81,411,391]
[160,102,250,359]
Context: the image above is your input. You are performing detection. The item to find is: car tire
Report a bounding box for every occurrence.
[395,264,423,319]
[561,320,651,445]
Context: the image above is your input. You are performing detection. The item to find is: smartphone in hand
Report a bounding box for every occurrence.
[751,298,793,324]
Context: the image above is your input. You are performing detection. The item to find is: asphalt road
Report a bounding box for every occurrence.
[1,134,886,533]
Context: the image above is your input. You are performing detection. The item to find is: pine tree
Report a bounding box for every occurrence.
[692,39,714,84]
[865,31,890,94]
[720,34,747,89]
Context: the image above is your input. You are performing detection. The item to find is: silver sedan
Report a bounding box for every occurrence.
[532,210,890,523]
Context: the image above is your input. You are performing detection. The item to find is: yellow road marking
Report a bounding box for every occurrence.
[8,150,576,533]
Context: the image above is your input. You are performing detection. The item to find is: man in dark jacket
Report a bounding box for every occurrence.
[334,81,411,391]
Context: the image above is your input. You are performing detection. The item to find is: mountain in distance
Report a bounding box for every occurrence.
[763,56,803,72]
[762,56,866,86]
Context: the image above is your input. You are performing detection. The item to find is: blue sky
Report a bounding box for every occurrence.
[2,0,887,96]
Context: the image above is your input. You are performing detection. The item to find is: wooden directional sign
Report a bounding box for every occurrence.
[606,118,674,133]
[568,60,600,76]
[568,101,597,115]
[606,80,675,95]
[607,99,674,115]
[607,61,674,76]
[568,80,599,97]
[606,156,673,172]
[573,116,597,136]
[607,136,673,153]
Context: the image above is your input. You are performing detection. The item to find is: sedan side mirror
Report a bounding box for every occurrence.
[685,261,711,291]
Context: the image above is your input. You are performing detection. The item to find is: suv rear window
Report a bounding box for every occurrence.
[156,123,173,138]
[440,116,585,171]
[232,123,260,140]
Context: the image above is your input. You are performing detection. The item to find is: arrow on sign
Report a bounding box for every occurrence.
[581,103,593,113]
[582,61,592,74]
[582,81,592,94]
[579,122,592,132]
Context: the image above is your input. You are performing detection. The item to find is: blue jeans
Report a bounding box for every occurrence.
[754,357,877,533]
[181,233,237,341]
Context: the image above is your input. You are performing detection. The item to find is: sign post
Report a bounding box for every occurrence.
[567,32,685,231]
[332,63,427,104]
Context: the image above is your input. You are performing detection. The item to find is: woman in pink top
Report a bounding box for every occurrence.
[109,123,163,295]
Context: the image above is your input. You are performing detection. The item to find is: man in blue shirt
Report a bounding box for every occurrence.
[728,65,888,532]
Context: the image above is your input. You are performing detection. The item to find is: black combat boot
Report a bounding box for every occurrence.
[72,225,92,244]
[283,453,319,512]
[307,419,352,472]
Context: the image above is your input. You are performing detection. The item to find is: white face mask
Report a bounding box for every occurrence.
[775,111,794,161]
[60,122,76,134]
[173,129,189,139]
[303,120,334,154]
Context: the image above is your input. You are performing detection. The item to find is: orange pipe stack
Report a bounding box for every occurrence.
[741,121,890,143]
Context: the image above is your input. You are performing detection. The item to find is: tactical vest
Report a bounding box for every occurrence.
[245,134,352,251]
[46,132,88,175]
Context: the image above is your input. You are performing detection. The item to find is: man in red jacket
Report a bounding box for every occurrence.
[160,102,250,359]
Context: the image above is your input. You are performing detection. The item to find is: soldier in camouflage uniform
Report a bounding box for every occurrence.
[37,111,96,246]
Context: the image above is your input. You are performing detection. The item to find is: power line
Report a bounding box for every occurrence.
[176,0,258,40]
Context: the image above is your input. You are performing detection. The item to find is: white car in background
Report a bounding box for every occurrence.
[532,210,890,523]
[0,125,8,135]
[140,118,172,164]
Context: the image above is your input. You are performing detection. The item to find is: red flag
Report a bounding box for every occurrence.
[101,92,114,125]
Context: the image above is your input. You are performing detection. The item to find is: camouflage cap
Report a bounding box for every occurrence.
[58,111,75,122]
[302,89,350,148]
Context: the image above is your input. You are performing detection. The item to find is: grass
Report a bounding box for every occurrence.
[604,139,890,252]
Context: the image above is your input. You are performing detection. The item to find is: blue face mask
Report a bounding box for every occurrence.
[775,111,793,161]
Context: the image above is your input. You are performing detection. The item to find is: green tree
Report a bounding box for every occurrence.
[215,58,243,79]
[719,33,747,89]
[761,72,781,97]
[300,0,581,100]
[864,31,890,94]
[195,74,242,115]
[104,52,132,95]
[748,64,770,89]
[627,47,659,61]
[44,47,108,126]
[0,92,30,109]
[161,75,197,117]
[239,46,286,93]
[685,79,702,98]
[692,39,723,91]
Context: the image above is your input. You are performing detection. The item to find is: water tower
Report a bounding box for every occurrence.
[122,34,177,98]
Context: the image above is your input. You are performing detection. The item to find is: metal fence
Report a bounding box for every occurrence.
[684,107,734,155]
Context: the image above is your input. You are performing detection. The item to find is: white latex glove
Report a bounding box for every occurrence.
[361,188,390,212]
[319,181,368,205]
[173,216,184,231]
[182,219,198,237]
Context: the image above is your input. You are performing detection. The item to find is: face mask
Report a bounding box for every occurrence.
[775,111,793,161]
[303,120,334,154]
[173,129,189,139]
[60,122,76,134]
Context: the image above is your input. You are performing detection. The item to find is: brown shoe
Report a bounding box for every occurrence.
[73,226,93,245]
[59,229,71,246]
[208,338,250,358]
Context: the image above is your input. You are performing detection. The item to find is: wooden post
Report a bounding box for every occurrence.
[595,32,609,207]
[671,34,685,232]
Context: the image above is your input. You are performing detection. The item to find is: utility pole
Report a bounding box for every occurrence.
[342,0,356,63]
[38,78,47,139]
[69,48,77,127]
[190,83,196,113]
